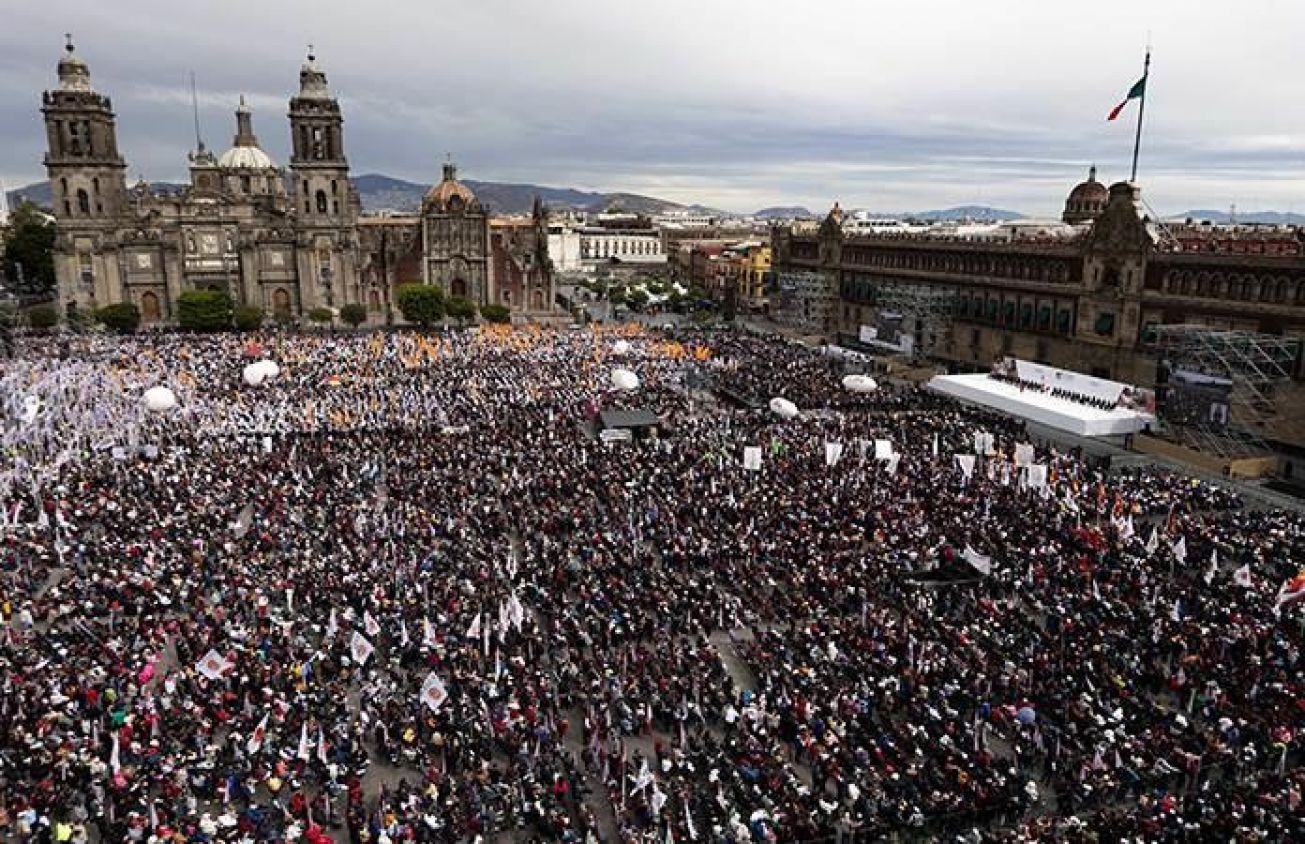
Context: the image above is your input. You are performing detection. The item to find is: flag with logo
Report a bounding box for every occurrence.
[350,631,375,666]
[420,672,449,712]
[196,649,233,681]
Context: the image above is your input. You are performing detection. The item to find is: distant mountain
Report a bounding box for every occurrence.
[6,174,705,217]
[1170,210,1305,226]
[754,206,815,219]
[351,173,703,216]
[906,205,1023,222]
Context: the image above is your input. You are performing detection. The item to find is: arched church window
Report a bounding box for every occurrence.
[316,190,328,213]
[76,189,90,215]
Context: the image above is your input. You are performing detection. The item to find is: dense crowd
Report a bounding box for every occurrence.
[1,326,1302,843]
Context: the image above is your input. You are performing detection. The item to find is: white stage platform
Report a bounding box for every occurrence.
[927,373,1155,437]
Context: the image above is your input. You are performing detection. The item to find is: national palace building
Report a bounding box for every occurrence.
[772,172,1305,453]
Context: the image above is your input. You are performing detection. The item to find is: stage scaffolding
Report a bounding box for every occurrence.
[1145,325,1301,457]
[866,280,959,356]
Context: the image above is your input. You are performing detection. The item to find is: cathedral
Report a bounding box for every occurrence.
[41,38,557,324]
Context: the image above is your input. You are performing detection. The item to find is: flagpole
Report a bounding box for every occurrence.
[1130,47,1151,183]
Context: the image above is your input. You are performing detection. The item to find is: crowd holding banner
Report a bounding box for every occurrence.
[1,327,1303,843]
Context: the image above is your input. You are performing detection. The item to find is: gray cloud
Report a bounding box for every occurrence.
[4,0,1305,216]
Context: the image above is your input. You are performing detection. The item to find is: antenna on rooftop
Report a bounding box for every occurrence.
[1229,203,1236,226]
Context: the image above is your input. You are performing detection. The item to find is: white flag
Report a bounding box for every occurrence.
[465,612,482,640]
[742,446,762,472]
[1172,536,1187,564]
[317,726,328,766]
[955,454,976,482]
[874,439,894,461]
[297,721,311,761]
[824,442,844,467]
[1203,550,1218,585]
[962,545,992,577]
[650,785,668,817]
[420,672,449,712]
[1013,443,1036,467]
[326,608,338,639]
[1233,564,1253,588]
[350,631,375,666]
[363,610,381,637]
[1145,526,1160,554]
[195,649,233,681]
[631,758,654,794]
[507,591,525,631]
[399,617,410,648]
[1025,464,1048,489]
[885,453,901,476]
[422,617,438,647]
[931,432,939,458]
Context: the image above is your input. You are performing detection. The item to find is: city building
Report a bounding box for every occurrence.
[772,179,1305,448]
[42,39,361,322]
[40,38,559,324]
[579,226,666,267]
[355,186,559,323]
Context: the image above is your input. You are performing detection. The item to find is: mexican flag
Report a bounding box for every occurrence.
[1107,77,1146,121]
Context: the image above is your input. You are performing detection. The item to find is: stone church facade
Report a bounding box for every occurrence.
[42,38,558,325]
[42,39,361,322]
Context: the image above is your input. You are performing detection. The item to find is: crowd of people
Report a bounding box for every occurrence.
[1,325,1303,843]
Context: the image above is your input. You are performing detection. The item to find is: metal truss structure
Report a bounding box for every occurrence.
[1145,324,1301,457]
[867,279,959,356]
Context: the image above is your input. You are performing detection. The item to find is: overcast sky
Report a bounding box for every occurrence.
[4,0,1305,216]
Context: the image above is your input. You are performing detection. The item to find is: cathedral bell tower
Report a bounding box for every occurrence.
[288,48,359,310]
[41,35,129,310]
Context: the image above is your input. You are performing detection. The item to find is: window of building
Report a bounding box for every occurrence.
[76,189,90,215]
[1058,309,1073,334]
[1038,305,1052,330]
[316,190,328,213]
[1019,303,1034,328]
[1094,312,1116,336]
[240,175,251,194]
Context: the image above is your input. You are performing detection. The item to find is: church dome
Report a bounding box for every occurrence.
[217,97,277,170]
[218,146,276,169]
[1063,165,1108,224]
[424,162,480,212]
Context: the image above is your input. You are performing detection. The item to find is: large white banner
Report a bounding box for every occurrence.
[824,442,844,467]
[874,439,894,461]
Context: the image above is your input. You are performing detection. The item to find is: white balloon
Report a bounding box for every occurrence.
[242,363,267,387]
[842,374,878,393]
[769,397,799,419]
[612,340,632,355]
[611,368,640,391]
[256,359,280,380]
[143,386,178,413]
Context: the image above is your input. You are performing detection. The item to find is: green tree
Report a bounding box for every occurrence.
[176,290,234,332]
[233,305,264,331]
[445,295,477,323]
[2,203,56,296]
[26,303,59,330]
[339,303,367,328]
[95,302,141,334]
[625,288,650,311]
[307,307,334,326]
[480,303,511,324]
[396,283,445,327]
